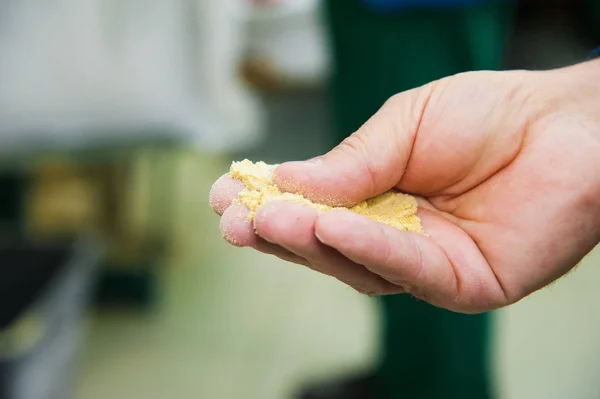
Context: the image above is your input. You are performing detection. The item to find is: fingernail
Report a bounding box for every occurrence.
[267,164,277,178]
[314,230,325,244]
[306,157,323,165]
[284,157,322,168]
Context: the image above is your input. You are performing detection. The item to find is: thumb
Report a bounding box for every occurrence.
[273,85,433,207]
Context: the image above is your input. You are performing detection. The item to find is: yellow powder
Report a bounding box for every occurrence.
[229,159,424,234]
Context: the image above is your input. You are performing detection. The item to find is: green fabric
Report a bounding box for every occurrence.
[323,1,515,398]
[324,0,514,137]
[378,297,492,398]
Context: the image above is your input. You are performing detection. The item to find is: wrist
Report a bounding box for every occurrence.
[577,58,600,135]
[541,59,600,242]
[578,56,600,92]
[572,59,600,243]
[543,58,600,136]
[574,58,600,139]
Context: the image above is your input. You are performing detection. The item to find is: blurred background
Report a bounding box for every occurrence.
[0,0,599,398]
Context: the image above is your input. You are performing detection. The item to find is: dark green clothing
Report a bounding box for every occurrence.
[325,0,514,138]
[323,1,515,398]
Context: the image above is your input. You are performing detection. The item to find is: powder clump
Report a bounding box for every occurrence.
[230,159,424,234]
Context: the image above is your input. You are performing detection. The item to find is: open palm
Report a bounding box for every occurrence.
[211,63,600,313]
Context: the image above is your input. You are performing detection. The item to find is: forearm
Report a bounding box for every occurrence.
[540,57,600,136]
[539,57,600,244]
[572,57,600,243]
[584,57,600,243]
[573,57,600,141]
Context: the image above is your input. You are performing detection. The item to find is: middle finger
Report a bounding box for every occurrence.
[254,201,403,295]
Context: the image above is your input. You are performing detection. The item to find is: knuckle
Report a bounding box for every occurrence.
[407,234,424,282]
[338,134,368,157]
[335,135,378,197]
[384,93,405,109]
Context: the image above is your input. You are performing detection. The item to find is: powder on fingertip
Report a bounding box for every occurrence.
[229,159,424,234]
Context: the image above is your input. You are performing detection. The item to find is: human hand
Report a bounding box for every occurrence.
[210,60,600,313]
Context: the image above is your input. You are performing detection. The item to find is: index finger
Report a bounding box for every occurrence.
[209,174,246,215]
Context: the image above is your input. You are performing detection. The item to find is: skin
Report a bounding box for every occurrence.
[210,59,600,314]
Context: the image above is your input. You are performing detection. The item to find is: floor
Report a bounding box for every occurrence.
[75,8,600,399]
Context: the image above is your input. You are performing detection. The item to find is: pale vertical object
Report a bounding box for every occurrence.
[245,0,331,86]
[189,0,265,151]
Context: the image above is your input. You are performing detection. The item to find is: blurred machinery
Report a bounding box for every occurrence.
[0,0,274,308]
[0,0,329,323]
